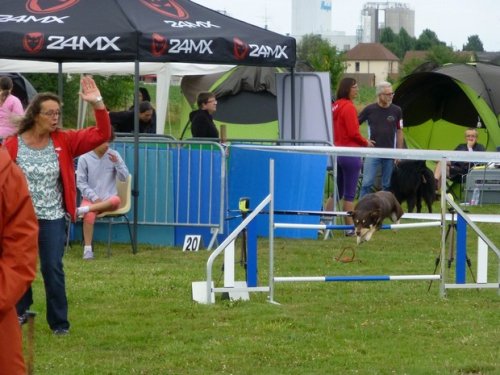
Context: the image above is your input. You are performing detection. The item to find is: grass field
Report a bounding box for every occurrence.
[23,209,499,374]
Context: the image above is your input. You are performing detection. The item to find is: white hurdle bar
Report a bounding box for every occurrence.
[274,275,441,283]
[274,221,441,230]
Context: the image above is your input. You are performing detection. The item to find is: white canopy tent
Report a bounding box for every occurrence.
[0,59,233,135]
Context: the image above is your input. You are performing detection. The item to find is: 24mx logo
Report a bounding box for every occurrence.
[0,15,68,23]
[26,0,79,14]
[233,37,288,60]
[46,35,121,51]
[163,20,220,29]
[167,39,213,55]
[139,0,188,20]
[23,32,44,53]
[249,44,288,59]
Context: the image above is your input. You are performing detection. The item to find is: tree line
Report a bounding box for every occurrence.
[297,29,485,92]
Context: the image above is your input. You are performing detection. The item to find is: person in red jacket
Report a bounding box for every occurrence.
[0,148,38,374]
[331,78,374,235]
[3,75,110,335]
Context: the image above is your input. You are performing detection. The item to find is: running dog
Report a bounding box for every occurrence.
[390,160,436,213]
[350,191,404,244]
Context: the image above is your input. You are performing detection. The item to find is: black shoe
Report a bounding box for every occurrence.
[18,314,28,326]
[53,328,69,336]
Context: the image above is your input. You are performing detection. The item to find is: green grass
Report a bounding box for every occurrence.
[23,216,499,374]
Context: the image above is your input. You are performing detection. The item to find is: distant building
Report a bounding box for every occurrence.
[343,43,400,85]
[323,32,358,52]
[291,0,332,36]
[402,50,428,66]
[361,2,415,43]
[291,0,359,51]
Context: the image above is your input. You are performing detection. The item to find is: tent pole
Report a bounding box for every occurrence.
[291,67,296,140]
[57,62,63,99]
[132,61,140,254]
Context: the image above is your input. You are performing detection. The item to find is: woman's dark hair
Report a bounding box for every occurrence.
[139,87,151,102]
[335,78,357,100]
[0,76,13,105]
[139,100,153,113]
[18,92,61,134]
[196,92,215,108]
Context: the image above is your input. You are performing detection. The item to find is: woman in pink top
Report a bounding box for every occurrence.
[331,78,373,234]
[0,76,24,140]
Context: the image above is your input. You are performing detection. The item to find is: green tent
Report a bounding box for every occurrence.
[394,63,500,151]
[180,66,285,140]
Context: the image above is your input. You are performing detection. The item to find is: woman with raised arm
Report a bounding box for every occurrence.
[3,76,111,335]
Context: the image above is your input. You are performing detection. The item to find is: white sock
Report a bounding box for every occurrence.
[84,245,92,253]
[77,206,90,216]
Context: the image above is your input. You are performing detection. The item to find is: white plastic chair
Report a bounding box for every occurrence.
[97,174,135,256]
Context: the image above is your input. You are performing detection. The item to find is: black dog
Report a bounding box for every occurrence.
[351,191,404,244]
[390,160,436,213]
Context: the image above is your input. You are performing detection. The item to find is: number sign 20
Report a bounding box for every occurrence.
[182,235,202,252]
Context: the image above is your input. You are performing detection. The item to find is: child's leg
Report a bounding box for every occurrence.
[82,219,96,247]
[80,199,97,259]
[77,196,121,216]
[78,196,122,255]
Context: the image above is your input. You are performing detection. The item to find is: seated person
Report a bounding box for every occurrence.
[129,87,157,128]
[76,129,129,260]
[109,100,155,134]
[434,127,486,188]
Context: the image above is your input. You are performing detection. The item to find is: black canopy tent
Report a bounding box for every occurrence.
[0,0,296,251]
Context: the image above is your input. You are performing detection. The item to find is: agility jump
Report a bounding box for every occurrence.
[195,148,500,304]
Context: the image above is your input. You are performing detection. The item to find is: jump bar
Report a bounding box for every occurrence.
[227,209,350,217]
[274,275,441,282]
[274,221,441,230]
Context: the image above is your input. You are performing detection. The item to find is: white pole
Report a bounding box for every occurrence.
[224,240,235,287]
[440,158,448,298]
[477,238,488,284]
[269,159,276,304]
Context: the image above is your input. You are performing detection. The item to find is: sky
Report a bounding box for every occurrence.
[192,0,500,52]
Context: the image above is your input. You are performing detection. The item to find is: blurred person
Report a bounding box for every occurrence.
[132,87,152,105]
[358,81,404,198]
[129,87,157,131]
[328,78,374,236]
[110,100,155,134]
[76,128,129,260]
[0,76,24,140]
[0,148,38,374]
[434,127,486,188]
[190,91,219,139]
[3,75,111,335]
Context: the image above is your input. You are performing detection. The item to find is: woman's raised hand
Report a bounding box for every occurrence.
[80,76,104,108]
